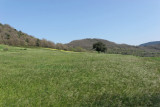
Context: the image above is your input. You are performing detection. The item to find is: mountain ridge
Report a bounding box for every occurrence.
[140,41,160,46]
[139,41,160,50]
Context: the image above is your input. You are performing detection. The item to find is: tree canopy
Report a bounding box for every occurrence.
[93,42,107,53]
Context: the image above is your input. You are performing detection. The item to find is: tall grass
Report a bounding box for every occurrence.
[0,45,160,106]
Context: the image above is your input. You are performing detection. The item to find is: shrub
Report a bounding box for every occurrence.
[74,47,86,52]
[3,47,9,51]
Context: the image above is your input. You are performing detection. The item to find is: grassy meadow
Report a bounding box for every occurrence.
[0,45,160,106]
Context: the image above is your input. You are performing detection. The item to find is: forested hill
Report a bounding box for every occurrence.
[66,38,151,51]
[0,23,55,48]
[140,41,160,50]
[140,41,160,46]
[66,38,160,56]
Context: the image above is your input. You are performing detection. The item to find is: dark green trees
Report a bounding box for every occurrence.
[93,42,107,53]
[36,39,40,46]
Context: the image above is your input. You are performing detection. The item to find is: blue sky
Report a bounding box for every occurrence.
[0,0,160,45]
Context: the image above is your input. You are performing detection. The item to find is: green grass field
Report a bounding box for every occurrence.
[0,45,160,107]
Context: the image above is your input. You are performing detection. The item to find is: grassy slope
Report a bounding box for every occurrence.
[0,45,160,107]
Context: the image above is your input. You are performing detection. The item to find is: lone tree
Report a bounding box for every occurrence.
[93,42,107,53]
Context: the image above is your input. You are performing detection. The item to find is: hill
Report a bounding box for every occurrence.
[140,41,160,50]
[0,23,56,48]
[0,23,86,51]
[67,38,118,50]
[0,45,160,106]
[140,41,160,46]
[67,38,160,57]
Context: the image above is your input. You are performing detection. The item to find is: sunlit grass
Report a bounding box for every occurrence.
[0,45,160,106]
[46,48,81,53]
[45,48,58,51]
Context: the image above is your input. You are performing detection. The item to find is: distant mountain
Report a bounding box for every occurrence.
[140,41,160,46]
[140,41,160,50]
[66,38,160,57]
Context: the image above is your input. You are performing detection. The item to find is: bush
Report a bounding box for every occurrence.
[74,47,86,52]
[20,48,27,50]
[3,47,9,51]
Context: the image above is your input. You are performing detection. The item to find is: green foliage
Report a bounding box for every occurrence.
[25,38,29,43]
[3,47,8,51]
[36,39,40,46]
[69,47,86,52]
[75,47,86,52]
[18,31,23,38]
[5,33,10,39]
[0,45,160,106]
[93,42,107,53]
